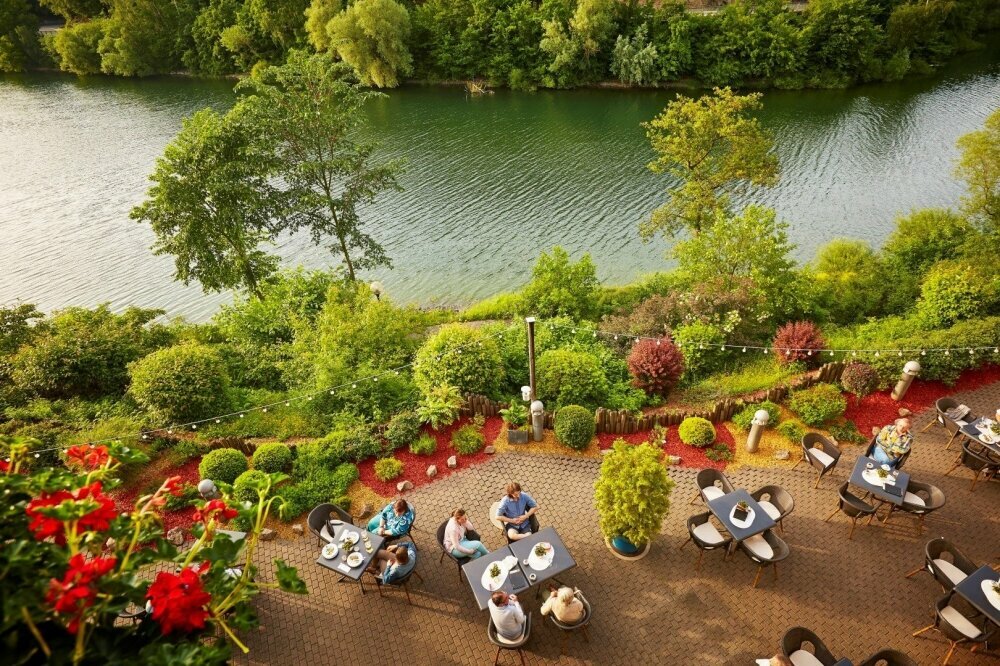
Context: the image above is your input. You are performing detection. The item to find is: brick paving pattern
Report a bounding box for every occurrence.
[234,383,1000,665]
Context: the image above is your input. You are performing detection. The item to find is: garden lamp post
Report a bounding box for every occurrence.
[369,281,384,301]
[891,360,921,401]
[525,317,544,441]
[746,409,770,453]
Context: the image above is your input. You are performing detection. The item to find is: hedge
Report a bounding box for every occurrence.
[787,383,847,426]
[233,469,268,503]
[251,442,292,473]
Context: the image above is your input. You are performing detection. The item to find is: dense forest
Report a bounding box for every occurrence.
[1,0,998,89]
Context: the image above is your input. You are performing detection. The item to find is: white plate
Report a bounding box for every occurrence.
[321,544,339,560]
[527,542,555,571]
[862,469,890,487]
[346,552,364,568]
[340,530,360,544]
[982,580,1000,611]
[481,563,509,591]
[729,506,755,529]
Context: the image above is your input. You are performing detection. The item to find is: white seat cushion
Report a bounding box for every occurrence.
[743,534,774,560]
[789,649,826,666]
[692,521,725,545]
[941,605,982,639]
[931,558,967,585]
[809,447,834,468]
[319,524,335,543]
[496,630,524,645]
[903,492,925,507]
[759,500,781,520]
[702,485,725,501]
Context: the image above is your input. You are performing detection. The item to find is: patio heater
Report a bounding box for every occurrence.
[891,360,921,401]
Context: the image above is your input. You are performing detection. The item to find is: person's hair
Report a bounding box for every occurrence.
[491,591,507,606]
[557,587,575,605]
[505,482,522,498]
[770,656,793,666]
[393,498,408,513]
[395,547,409,565]
[452,508,466,519]
[896,417,912,429]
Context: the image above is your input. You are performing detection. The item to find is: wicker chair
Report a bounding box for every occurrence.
[913,594,997,665]
[857,648,919,666]
[944,439,999,491]
[865,437,911,470]
[436,519,480,581]
[307,503,354,547]
[824,482,876,540]
[547,590,592,656]
[680,511,732,571]
[796,433,842,488]
[488,611,532,666]
[780,627,838,666]
[371,542,424,606]
[503,514,540,544]
[895,480,945,532]
[904,537,978,592]
[921,397,974,450]
[750,485,794,534]
[737,529,790,589]
[689,468,734,505]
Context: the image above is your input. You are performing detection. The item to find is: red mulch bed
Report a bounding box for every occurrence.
[597,424,733,470]
[108,455,201,535]
[357,417,497,497]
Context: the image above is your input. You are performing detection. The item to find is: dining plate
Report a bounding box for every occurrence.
[862,469,889,487]
[321,543,339,560]
[346,552,364,568]
[481,564,508,591]
[527,542,555,571]
[982,580,1000,611]
[729,506,756,528]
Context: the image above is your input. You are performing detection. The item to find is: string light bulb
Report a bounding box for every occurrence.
[215,419,221,423]
[921,350,926,356]
[945,349,950,356]
[742,347,747,353]
[192,424,197,430]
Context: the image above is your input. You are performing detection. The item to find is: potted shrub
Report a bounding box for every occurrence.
[594,440,674,559]
[499,401,530,445]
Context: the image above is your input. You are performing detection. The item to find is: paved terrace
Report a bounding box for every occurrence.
[235,384,1000,665]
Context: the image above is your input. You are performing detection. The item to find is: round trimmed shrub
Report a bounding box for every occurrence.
[373,457,404,482]
[627,337,684,397]
[252,442,292,473]
[678,417,716,448]
[840,362,880,398]
[731,401,781,431]
[452,424,485,455]
[413,324,505,399]
[233,469,268,503]
[787,383,847,426]
[554,405,596,451]
[129,343,231,423]
[199,447,248,484]
[385,411,422,451]
[537,348,609,410]
[771,321,826,367]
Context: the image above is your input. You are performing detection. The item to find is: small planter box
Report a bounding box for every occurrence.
[507,429,529,445]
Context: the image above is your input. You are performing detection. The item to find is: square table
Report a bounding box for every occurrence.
[315,521,385,593]
[848,456,910,507]
[953,565,1000,627]
[707,489,775,548]
[508,527,577,595]
[960,418,1000,457]
[462,546,530,611]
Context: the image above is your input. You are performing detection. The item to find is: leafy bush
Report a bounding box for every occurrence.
[705,443,733,462]
[772,321,826,367]
[451,424,485,455]
[251,442,292,473]
[787,383,847,426]
[673,322,726,379]
[520,246,600,320]
[829,420,866,445]
[199,447,249,484]
[409,433,436,455]
[537,348,609,410]
[385,411,422,451]
[807,239,885,324]
[373,457,404,482]
[916,261,996,328]
[49,18,106,75]
[554,405,595,451]
[129,343,231,423]
[731,401,781,431]
[776,421,805,444]
[594,441,674,545]
[626,337,684,398]
[314,426,383,464]
[678,417,716,447]
[233,469,268,503]
[413,324,505,399]
[499,401,528,428]
[840,362,879,398]
[417,384,463,430]
[278,462,359,521]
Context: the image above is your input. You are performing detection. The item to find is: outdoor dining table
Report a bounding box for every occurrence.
[508,527,577,597]
[953,565,1000,627]
[959,417,1000,457]
[848,455,910,508]
[315,521,385,594]
[462,545,530,611]
[706,489,776,554]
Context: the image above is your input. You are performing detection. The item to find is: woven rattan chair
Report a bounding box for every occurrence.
[895,480,945,532]
[781,627,838,665]
[921,397,974,450]
[824,482,876,540]
[738,529,790,588]
[436,519,481,581]
[796,433,841,488]
[307,503,353,546]
[857,648,919,666]
[944,439,999,491]
[750,485,794,534]
[680,511,732,571]
[689,468,734,505]
[913,594,996,665]
[371,542,424,605]
[548,590,591,656]
[904,537,978,592]
[488,611,532,666]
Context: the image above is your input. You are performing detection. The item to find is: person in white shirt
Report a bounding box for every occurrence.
[540,585,584,624]
[488,591,525,640]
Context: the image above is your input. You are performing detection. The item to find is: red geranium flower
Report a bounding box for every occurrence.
[26,482,118,544]
[192,499,237,524]
[146,567,212,634]
[46,553,117,634]
[0,459,8,473]
[65,445,111,469]
[163,476,185,497]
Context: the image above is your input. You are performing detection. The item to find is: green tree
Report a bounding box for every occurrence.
[540,0,614,85]
[130,109,285,299]
[641,87,779,240]
[520,246,600,320]
[98,0,192,76]
[235,52,405,281]
[38,0,103,20]
[50,19,106,75]
[0,303,43,356]
[611,24,658,85]
[0,0,39,72]
[183,0,241,76]
[955,108,1000,231]
[803,0,883,80]
[304,0,342,51]
[326,0,412,88]
[593,440,673,546]
[807,239,885,324]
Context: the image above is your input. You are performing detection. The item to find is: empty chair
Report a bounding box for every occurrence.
[680,511,732,571]
[689,468,734,505]
[488,611,532,666]
[913,594,997,665]
[921,397,974,450]
[905,537,978,592]
[548,590,592,656]
[944,439,999,491]
[781,627,838,666]
[738,529,790,589]
[896,480,945,532]
[857,648,918,666]
[796,433,842,488]
[307,503,353,546]
[750,485,794,533]
[824,482,876,540]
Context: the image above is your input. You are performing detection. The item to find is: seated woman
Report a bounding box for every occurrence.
[540,585,584,625]
[367,542,416,584]
[443,508,489,560]
[872,417,913,468]
[366,498,414,539]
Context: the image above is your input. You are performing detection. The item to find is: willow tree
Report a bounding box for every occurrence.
[326,0,412,88]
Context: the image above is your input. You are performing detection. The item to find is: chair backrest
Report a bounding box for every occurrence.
[696,468,733,494]
[864,437,876,458]
[936,595,984,643]
[803,433,841,460]
[960,440,991,469]
[781,626,836,663]
[753,485,793,514]
[904,481,945,510]
[936,397,958,418]
[837,482,873,516]
[551,590,592,630]
[308,503,335,535]
[488,612,531,648]
[436,519,449,550]
[858,648,919,666]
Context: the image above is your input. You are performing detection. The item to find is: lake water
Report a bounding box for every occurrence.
[1,47,998,321]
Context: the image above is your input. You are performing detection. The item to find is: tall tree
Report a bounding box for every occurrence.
[641,87,778,241]
[955,108,1000,232]
[130,109,285,298]
[236,51,404,281]
[0,0,38,72]
[326,0,412,88]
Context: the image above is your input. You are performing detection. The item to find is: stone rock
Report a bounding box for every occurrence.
[774,449,790,461]
[447,455,458,469]
[898,407,912,417]
[359,502,374,518]
[105,537,116,549]
[397,480,414,492]
[665,455,682,465]
[292,524,304,536]
[484,445,495,455]
[426,465,438,478]
[600,448,613,456]
[166,528,185,546]
[260,528,277,541]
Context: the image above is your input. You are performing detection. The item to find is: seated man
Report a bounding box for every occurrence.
[540,585,584,625]
[496,482,539,542]
[367,542,416,584]
[872,417,913,468]
[488,591,525,641]
[366,498,414,539]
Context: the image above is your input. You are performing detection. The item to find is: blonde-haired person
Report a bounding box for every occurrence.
[443,508,488,560]
[540,585,584,624]
[872,417,913,468]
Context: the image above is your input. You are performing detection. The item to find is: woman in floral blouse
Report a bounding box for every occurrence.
[366,498,414,537]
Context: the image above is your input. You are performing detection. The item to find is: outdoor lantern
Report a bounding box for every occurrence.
[521,385,532,402]
[891,360,921,401]
[530,399,544,442]
[198,479,220,500]
[370,281,384,301]
[746,409,770,454]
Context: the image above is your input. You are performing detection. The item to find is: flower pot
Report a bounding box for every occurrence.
[605,535,651,560]
[507,428,529,445]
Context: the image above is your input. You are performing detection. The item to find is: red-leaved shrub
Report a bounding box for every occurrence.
[840,361,880,398]
[627,337,684,396]
[772,321,826,367]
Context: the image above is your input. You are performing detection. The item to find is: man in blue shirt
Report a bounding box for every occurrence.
[496,482,539,541]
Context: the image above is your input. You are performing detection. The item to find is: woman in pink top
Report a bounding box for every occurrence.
[443,508,489,559]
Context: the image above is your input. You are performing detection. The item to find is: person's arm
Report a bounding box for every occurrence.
[524,493,538,518]
[496,500,514,525]
[511,601,525,625]
[540,595,554,616]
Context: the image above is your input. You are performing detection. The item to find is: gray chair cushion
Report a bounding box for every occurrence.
[931,558,967,585]
[692,521,725,545]
[809,447,834,468]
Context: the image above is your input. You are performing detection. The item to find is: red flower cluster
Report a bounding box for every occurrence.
[26,482,118,544]
[65,444,111,470]
[45,553,117,634]
[162,475,185,497]
[0,459,8,473]
[193,499,237,524]
[146,567,212,634]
